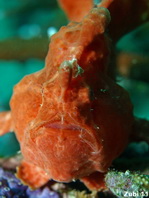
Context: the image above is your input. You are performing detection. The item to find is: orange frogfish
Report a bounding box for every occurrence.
[0,7,133,190]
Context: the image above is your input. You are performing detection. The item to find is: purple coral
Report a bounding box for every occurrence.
[0,167,27,197]
[0,167,60,198]
[27,187,60,198]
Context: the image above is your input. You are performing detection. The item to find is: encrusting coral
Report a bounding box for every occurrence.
[0,167,60,198]
[105,170,149,198]
[0,0,148,194]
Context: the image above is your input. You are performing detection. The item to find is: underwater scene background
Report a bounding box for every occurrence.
[0,0,149,197]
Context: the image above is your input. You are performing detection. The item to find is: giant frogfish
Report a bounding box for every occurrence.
[0,4,133,190]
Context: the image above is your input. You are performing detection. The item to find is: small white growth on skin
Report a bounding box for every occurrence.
[58,58,84,102]
[59,58,84,78]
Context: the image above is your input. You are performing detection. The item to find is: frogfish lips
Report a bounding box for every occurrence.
[22,121,103,182]
[44,122,85,131]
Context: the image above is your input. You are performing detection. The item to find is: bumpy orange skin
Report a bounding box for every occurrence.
[58,0,93,22]
[57,0,149,42]
[10,8,133,190]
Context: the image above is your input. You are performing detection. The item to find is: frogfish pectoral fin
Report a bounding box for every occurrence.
[0,111,14,136]
[16,160,50,189]
[81,171,107,191]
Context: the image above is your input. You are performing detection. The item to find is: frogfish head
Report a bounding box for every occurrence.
[21,59,109,182]
[21,58,133,182]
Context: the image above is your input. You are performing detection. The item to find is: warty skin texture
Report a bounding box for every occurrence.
[0,7,133,190]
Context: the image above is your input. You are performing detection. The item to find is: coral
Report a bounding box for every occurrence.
[26,187,60,198]
[105,170,149,198]
[0,167,60,198]
[0,167,27,197]
[65,190,98,198]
